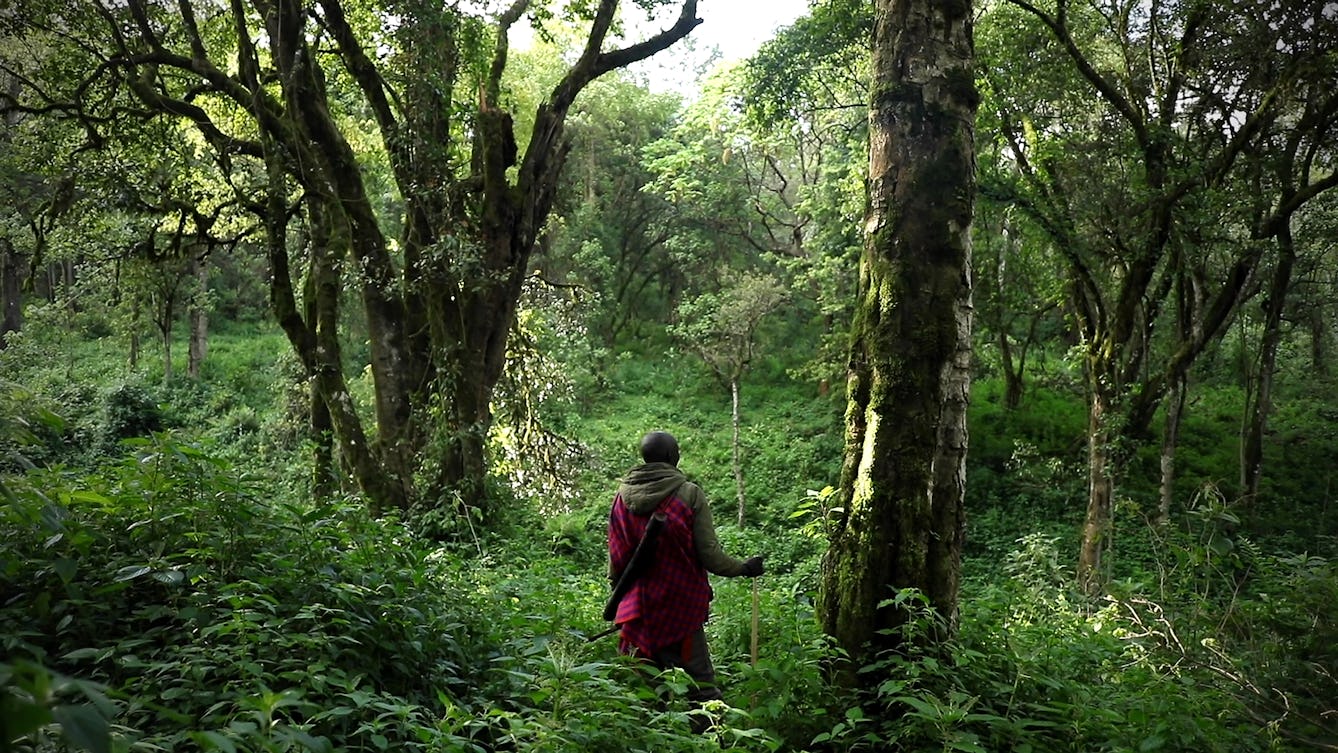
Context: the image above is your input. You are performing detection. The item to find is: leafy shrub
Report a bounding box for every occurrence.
[1,434,483,751]
[100,383,162,445]
[805,533,1325,753]
[0,380,67,472]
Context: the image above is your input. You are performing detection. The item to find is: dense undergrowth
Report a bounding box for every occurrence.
[2,321,1336,751]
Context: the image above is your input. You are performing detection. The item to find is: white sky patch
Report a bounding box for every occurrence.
[693,0,812,62]
[509,0,811,96]
[626,0,811,94]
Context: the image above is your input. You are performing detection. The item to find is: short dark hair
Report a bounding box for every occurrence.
[640,431,680,466]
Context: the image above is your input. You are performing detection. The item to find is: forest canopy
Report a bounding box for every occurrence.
[2,0,1336,751]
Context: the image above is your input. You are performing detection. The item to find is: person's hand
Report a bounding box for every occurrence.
[741,555,765,577]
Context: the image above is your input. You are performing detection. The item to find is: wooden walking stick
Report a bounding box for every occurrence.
[750,577,760,667]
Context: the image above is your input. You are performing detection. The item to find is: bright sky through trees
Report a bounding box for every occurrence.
[587,0,813,94]
[694,0,811,60]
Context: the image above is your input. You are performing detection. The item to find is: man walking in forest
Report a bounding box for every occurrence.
[606,430,765,733]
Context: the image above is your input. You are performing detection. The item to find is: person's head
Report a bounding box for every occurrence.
[640,430,680,466]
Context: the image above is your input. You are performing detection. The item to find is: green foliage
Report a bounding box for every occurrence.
[0,661,116,753]
[3,4,1336,748]
[100,383,163,445]
[0,380,66,473]
[804,531,1336,753]
[743,0,872,127]
[0,434,482,751]
[671,271,789,386]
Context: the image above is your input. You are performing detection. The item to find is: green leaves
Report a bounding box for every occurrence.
[0,661,115,753]
[50,705,110,753]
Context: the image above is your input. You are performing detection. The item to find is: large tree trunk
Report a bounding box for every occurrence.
[310,386,336,501]
[819,0,975,668]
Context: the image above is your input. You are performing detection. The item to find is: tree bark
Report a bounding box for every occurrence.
[998,326,1024,409]
[1241,227,1296,506]
[310,385,336,501]
[0,71,23,348]
[1157,376,1186,525]
[1077,385,1114,591]
[128,295,140,369]
[0,238,22,349]
[158,305,174,388]
[187,248,209,379]
[1310,299,1329,377]
[819,0,975,667]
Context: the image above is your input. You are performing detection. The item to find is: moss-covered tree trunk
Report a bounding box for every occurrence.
[818,0,976,667]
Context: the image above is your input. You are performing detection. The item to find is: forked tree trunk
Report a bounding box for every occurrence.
[819,0,975,667]
[99,0,703,517]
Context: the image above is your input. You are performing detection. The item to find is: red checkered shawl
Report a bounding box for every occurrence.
[608,490,712,656]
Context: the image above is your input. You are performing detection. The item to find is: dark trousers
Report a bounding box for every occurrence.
[643,626,722,733]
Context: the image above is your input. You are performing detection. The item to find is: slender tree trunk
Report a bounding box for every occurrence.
[1078,385,1115,591]
[0,66,25,337]
[128,297,141,369]
[1241,228,1296,506]
[819,0,975,667]
[1310,301,1329,377]
[159,313,173,388]
[732,377,745,526]
[999,328,1024,409]
[1157,376,1186,525]
[187,249,209,379]
[0,72,22,350]
[60,259,74,309]
[303,197,341,503]
[0,238,22,349]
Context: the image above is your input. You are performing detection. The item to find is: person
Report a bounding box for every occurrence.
[606,430,764,732]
